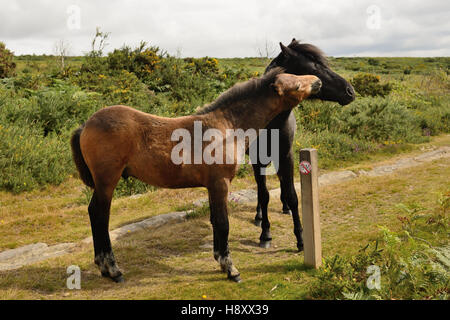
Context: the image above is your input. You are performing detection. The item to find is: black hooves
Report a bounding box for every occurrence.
[254,218,262,227]
[101,271,124,283]
[112,274,125,283]
[297,243,304,252]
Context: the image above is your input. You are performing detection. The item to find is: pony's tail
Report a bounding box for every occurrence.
[70,125,95,188]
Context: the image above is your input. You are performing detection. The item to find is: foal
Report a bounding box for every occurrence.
[71,68,321,283]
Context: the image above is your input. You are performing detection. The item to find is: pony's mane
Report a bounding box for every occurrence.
[288,40,329,67]
[195,67,284,115]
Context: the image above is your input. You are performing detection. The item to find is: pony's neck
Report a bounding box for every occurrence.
[214,95,284,131]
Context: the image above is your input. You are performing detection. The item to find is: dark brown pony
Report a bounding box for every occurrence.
[71,68,321,283]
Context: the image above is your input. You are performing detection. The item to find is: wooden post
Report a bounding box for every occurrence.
[299,148,322,268]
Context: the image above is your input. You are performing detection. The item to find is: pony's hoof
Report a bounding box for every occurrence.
[228,273,242,283]
[297,243,304,252]
[112,274,125,283]
[101,271,124,283]
[282,209,291,215]
[254,219,262,227]
[259,240,271,249]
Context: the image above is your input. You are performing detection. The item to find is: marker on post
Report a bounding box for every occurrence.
[299,148,322,268]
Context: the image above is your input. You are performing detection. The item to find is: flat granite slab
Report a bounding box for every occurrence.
[0,243,76,271]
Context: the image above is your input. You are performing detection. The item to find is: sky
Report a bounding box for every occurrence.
[0,0,449,58]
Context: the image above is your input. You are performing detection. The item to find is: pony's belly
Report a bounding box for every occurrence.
[127,162,203,189]
[128,162,236,189]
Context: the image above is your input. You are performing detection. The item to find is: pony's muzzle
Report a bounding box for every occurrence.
[311,79,322,95]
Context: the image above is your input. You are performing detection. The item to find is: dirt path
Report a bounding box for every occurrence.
[1,145,449,272]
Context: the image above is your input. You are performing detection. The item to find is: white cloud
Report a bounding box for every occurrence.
[0,0,448,57]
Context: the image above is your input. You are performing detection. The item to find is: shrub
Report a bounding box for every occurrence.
[351,73,392,97]
[71,67,156,111]
[1,81,101,135]
[0,123,71,193]
[403,67,412,75]
[294,129,375,169]
[12,73,51,91]
[107,42,161,80]
[89,70,151,106]
[144,56,224,115]
[296,100,340,132]
[0,42,16,78]
[367,58,379,66]
[337,97,424,143]
[183,57,219,75]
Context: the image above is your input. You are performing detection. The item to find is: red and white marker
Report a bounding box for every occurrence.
[300,160,312,175]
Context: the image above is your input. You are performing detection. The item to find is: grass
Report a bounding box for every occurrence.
[0,137,448,299]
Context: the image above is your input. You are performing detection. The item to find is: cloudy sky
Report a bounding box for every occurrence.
[1,0,449,57]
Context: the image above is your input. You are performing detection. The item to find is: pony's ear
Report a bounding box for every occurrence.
[280,42,295,57]
[271,82,284,96]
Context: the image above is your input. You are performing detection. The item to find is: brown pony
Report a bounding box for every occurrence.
[71,68,321,283]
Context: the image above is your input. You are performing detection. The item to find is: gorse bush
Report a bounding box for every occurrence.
[298,97,425,143]
[337,97,425,143]
[143,55,253,115]
[0,42,16,79]
[296,129,375,166]
[71,41,250,117]
[72,69,152,108]
[106,42,161,80]
[294,95,431,168]
[0,123,71,193]
[11,73,51,91]
[0,81,99,193]
[1,80,101,135]
[183,57,220,75]
[297,100,340,132]
[351,73,392,97]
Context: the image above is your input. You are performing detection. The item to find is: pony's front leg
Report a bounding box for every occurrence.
[277,150,304,252]
[208,179,241,282]
[89,189,123,282]
[252,163,272,248]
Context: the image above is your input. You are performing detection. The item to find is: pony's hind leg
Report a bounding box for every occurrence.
[88,189,123,282]
[88,170,124,282]
[208,179,241,282]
